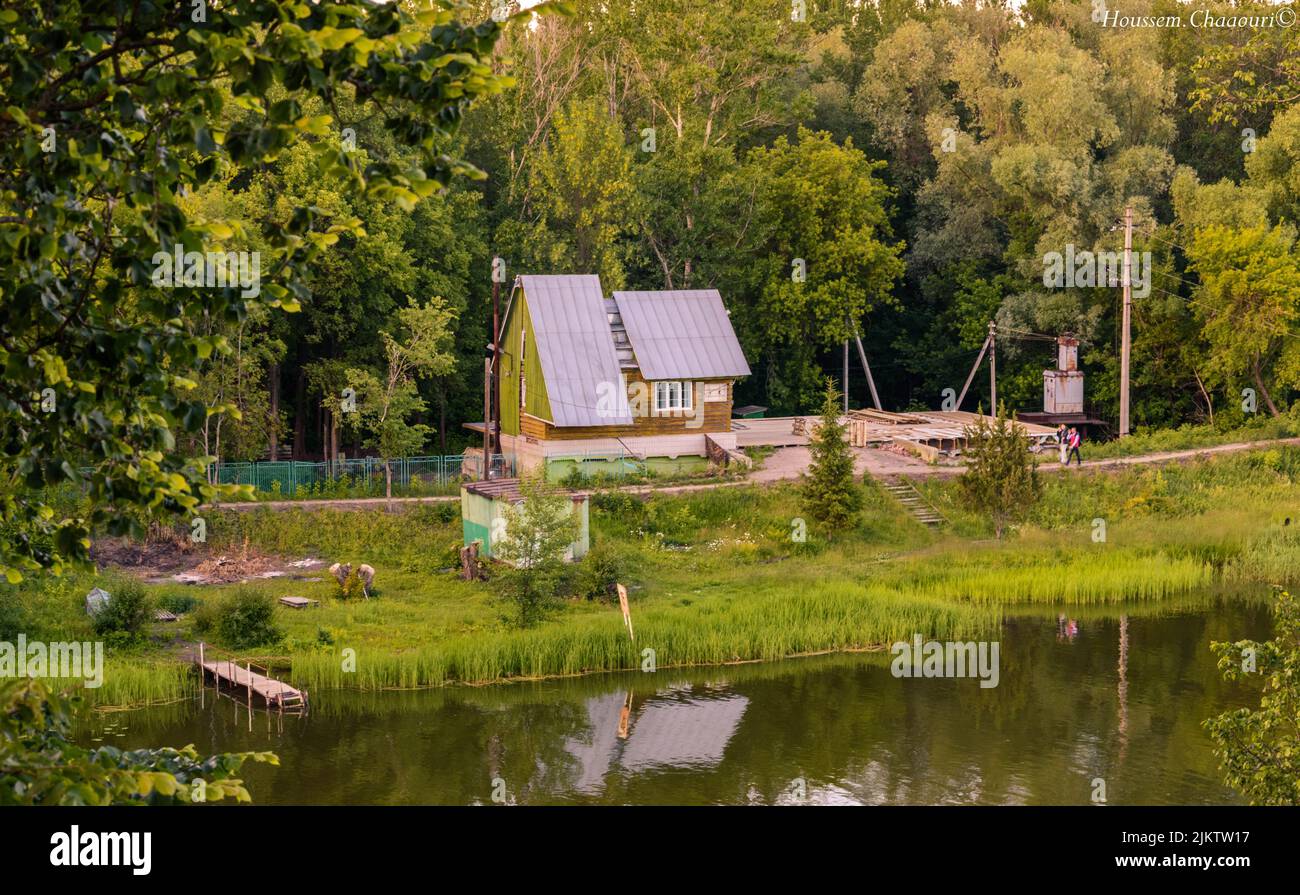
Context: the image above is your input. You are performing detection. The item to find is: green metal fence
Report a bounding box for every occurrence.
[205,454,515,497]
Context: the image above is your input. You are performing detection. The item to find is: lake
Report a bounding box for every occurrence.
[83,595,1270,805]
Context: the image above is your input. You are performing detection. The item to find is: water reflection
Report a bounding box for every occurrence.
[82,596,1271,805]
[566,687,750,794]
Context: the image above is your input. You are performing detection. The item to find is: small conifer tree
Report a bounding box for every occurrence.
[958,403,1040,539]
[800,378,862,538]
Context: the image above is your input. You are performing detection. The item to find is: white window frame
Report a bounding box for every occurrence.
[653,380,693,413]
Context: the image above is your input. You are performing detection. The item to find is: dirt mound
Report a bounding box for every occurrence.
[186,545,282,584]
[92,533,199,574]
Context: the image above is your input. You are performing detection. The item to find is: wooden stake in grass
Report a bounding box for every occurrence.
[617,584,634,641]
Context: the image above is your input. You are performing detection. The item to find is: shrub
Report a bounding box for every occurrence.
[91,581,152,645]
[337,568,367,601]
[958,404,1041,539]
[573,541,626,601]
[156,592,199,616]
[559,464,588,490]
[192,589,282,650]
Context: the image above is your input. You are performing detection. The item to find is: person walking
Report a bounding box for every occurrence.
[1057,424,1068,465]
[1067,427,1083,466]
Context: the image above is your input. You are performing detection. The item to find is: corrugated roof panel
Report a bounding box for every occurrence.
[517,275,632,427]
[612,290,751,381]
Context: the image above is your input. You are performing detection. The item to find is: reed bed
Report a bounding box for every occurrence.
[53,658,198,708]
[290,583,1001,690]
[880,551,1212,605]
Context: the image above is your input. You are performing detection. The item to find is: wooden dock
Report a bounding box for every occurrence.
[197,644,306,713]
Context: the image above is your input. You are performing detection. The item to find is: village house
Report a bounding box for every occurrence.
[475,274,752,478]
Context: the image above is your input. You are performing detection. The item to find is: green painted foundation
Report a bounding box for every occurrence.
[544,455,709,482]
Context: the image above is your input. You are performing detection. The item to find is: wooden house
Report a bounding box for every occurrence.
[484,275,751,477]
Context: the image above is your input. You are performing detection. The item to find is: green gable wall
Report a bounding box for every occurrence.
[499,291,552,436]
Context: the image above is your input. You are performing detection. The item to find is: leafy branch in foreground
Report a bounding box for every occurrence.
[1205,588,1300,806]
[0,679,277,805]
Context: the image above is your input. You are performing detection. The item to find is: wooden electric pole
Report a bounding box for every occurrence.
[481,356,491,478]
[988,320,997,416]
[491,269,501,456]
[1119,206,1133,437]
[843,339,849,412]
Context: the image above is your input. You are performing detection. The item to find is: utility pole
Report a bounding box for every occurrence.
[1119,205,1133,437]
[481,356,491,478]
[490,267,501,456]
[988,320,997,416]
[843,339,849,413]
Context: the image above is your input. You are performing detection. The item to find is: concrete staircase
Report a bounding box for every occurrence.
[881,478,944,527]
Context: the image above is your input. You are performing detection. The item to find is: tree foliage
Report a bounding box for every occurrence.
[0,0,516,581]
[345,299,456,497]
[493,475,579,628]
[1206,589,1300,806]
[0,679,277,805]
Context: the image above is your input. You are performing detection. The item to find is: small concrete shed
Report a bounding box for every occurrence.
[460,478,589,562]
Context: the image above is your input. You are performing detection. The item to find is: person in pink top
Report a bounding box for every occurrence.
[1066,427,1082,466]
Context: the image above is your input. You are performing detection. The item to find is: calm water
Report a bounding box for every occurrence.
[85,597,1270,805]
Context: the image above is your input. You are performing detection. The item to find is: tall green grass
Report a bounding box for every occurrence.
[290,583,1001,690]
[52,657,197,708]
[878,551,1211,605]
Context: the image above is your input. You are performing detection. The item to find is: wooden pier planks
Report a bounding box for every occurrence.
[198,658,305,708]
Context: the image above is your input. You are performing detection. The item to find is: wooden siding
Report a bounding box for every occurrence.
[499,292,553,436]
[535,374,733,440]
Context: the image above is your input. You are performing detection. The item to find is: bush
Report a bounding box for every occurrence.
[156,592,199,616]
[91,581,152,645]
[192,589,282,650]
[573,541,626,601]
[337,568,367,601]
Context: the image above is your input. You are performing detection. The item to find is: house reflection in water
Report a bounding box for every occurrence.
[563,685,750,794]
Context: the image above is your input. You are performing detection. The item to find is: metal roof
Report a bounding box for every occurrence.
[612,290,752,380]
[516,275,632,427]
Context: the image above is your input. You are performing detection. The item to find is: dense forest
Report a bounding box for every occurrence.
[176,0,1300,461]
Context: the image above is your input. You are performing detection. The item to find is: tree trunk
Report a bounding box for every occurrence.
[293,367,306,460]
[1253,355,1280,417]
[1193,369,1213,426]
[268,362,280,459]
[385,460,393,501]
[439,391,447,455]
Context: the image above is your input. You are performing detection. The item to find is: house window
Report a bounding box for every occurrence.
[653,381,693,412]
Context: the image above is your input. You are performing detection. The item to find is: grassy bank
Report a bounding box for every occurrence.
[7,445,1299,704]
[1079,416,1300,461]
